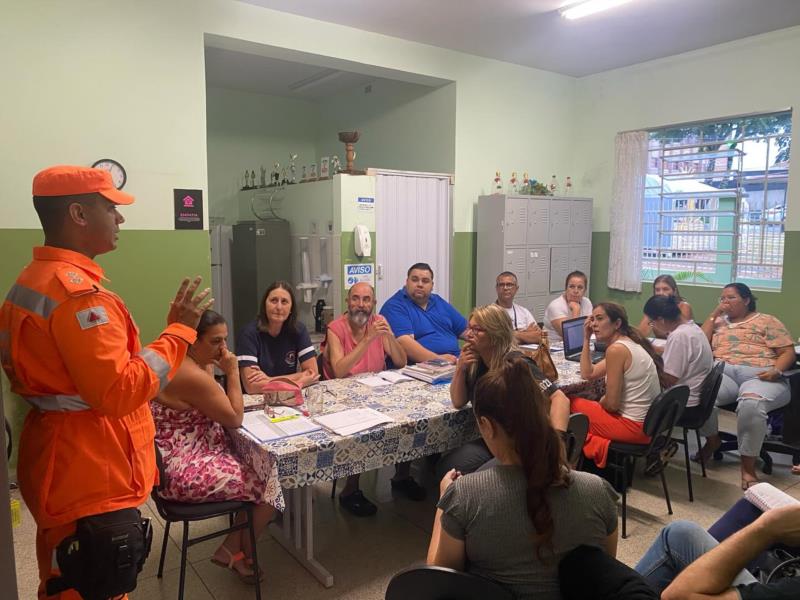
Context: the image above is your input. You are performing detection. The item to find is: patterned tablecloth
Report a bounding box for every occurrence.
[229,355,603,511]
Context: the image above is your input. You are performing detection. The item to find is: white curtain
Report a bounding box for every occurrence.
[608,131,649,292]
[374,170,452,309]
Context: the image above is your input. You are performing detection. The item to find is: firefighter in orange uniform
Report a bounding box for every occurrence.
[0,165,214,598]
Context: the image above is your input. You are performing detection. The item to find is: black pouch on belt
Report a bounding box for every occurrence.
[46,507,152,600]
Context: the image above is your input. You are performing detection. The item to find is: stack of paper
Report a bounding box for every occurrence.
[357,370,414,388]
[402,360,456,384]
[313,408,394,436]
[241,411,321,442]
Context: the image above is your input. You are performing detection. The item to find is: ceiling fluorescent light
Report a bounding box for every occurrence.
[561,0,634,20]
[288,69,343,92]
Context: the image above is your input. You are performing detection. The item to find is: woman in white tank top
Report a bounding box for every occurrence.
[570,302,663,469]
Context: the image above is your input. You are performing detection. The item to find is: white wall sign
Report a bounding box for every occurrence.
[344,263,375,289]
[356,196,375,212]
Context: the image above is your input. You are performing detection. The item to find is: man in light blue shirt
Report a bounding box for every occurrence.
[380,262,467,365]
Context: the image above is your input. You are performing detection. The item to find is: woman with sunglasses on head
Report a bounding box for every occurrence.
[695,283,795,489]
[429,355,619,599]
[442,304,572,477]
[637,275,694,337]
[570,302,664,470]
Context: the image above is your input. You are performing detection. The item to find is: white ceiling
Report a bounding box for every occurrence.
[239,0,800,77]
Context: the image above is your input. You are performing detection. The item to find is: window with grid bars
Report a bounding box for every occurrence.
[641,110,791,291]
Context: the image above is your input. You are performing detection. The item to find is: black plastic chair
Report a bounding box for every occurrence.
[565,412,589,468]
[673,361,724,502]
[607,385,689,538]
[150,445,262,600]
[385,565,514,600]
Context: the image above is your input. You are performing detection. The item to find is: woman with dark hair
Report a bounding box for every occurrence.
[570,302,663,469]
[543,270,593,342]
[236,280,318,392]
[696,283,795,488]
[638,275,694,336]
[428,355,619,598]
[643,295,712,414]
[153,310,279,583]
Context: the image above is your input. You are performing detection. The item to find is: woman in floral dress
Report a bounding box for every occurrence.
[153,310,279,583]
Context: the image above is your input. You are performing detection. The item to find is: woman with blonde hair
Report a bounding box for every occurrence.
[440,304,570,476]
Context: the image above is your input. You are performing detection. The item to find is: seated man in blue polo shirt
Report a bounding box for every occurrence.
[380,262,467,365]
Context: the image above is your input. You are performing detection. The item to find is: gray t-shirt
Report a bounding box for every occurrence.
[438,466,619,600]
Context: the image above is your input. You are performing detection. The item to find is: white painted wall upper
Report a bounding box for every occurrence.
[574,26,800,232]
[2,0,576,232]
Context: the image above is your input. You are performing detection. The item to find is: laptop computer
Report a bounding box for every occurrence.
[562,316,605,363]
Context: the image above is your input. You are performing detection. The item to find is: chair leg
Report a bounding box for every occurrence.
[695,430,707,477]
[178,521,189,600]
[760,449,773,475]
[247,507,262,600]
[620,457,629,539]
[157,519,171,578]
[660,468,673,516]
[330,478,337,499]
[683,428,694,502]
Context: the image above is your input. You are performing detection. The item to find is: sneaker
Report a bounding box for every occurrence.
[645,440,679,476]
[339,490,377,517]
[391,476,427,501]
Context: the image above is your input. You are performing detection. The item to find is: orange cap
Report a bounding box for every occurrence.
[32,165,134,205]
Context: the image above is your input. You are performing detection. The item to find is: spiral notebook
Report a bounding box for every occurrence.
[744,482,800,512]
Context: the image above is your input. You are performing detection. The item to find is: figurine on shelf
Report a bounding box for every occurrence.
[310,163,318,181]
[522,171,530,187]
[289,153,298,184]
[281,167,288,186]
[301,165,307,183]
[271,162,280,187]
[242,169,250,190]
[493,171,503,194]
[250,170,257,189]
[320,156,330,179]
[259,165,267,188]
[549,174,558,194]
[331,155,341,175]
[509,171,518,195]
[564,176,573,195]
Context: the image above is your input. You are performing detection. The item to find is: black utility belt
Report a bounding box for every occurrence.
[47,507,152,600]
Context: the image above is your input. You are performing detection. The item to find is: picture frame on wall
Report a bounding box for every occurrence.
[320,156,330,179]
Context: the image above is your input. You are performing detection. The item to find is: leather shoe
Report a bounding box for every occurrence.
[391,477,427,501]
[339,490,377,517]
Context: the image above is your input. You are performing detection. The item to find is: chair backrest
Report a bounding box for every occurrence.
[385,565,514,600]
[691,361,725,425]
[642,385,690,453]
[565,413,589,466]
[153,442,167,494]
[316,352,326,381]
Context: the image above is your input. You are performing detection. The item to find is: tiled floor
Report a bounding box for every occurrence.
[12,413,800,599]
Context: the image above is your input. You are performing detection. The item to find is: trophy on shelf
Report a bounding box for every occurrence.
[549,175,558,194]
[493,171,503,194]
[259,165,267,188]
[310,162,318,181]
[320,156,330,179]
[242,169,250,190]
[331,155,341,175]
[271,162,280,187]
[337,131,365,175]
[281,167,288,186]
[289,153,298,184]
[564,176,573,195]
[509,171,519,194]
[250,170,257,189]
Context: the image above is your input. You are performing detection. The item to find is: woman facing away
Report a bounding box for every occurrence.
[428,355,619,599]
[543,271,593,343]
[638,275,694,337]
[153,310,279,583]
[570,302,664,470]
[696,282,795,489]
[440,304,571,477]
[236,280,319,392]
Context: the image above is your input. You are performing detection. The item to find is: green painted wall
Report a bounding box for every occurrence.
[590,231,800,337]
[451,232,477,315]
[1,228,211,471]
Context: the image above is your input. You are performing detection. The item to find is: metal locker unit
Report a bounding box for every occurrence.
[231,220,292,338]
[475,195,593,322]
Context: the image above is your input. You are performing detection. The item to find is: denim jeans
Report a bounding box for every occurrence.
[634,520,757,594]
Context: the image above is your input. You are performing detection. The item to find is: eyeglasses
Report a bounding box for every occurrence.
[495,282,517,289]
[466,325,486,334]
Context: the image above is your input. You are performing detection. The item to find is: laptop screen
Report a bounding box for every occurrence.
[562,316,587,356]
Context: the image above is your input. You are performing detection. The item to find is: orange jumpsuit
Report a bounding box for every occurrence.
[0,246,197,598]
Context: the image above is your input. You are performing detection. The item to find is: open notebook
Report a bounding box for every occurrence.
[241,410,321,443]
[744,482,800,512]
[356,370,415,388]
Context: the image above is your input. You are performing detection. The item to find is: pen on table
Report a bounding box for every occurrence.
[270,415,299,423]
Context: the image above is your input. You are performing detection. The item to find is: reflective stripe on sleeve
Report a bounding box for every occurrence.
[237,355,259,363]
[298,345,316,360]
[5,284,58,318]
[25,394,91,412]
[138,348,170,391]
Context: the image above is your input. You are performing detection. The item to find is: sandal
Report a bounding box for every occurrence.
[211,546,260,584]
[645,440,679,476]
[741,478,761,490]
